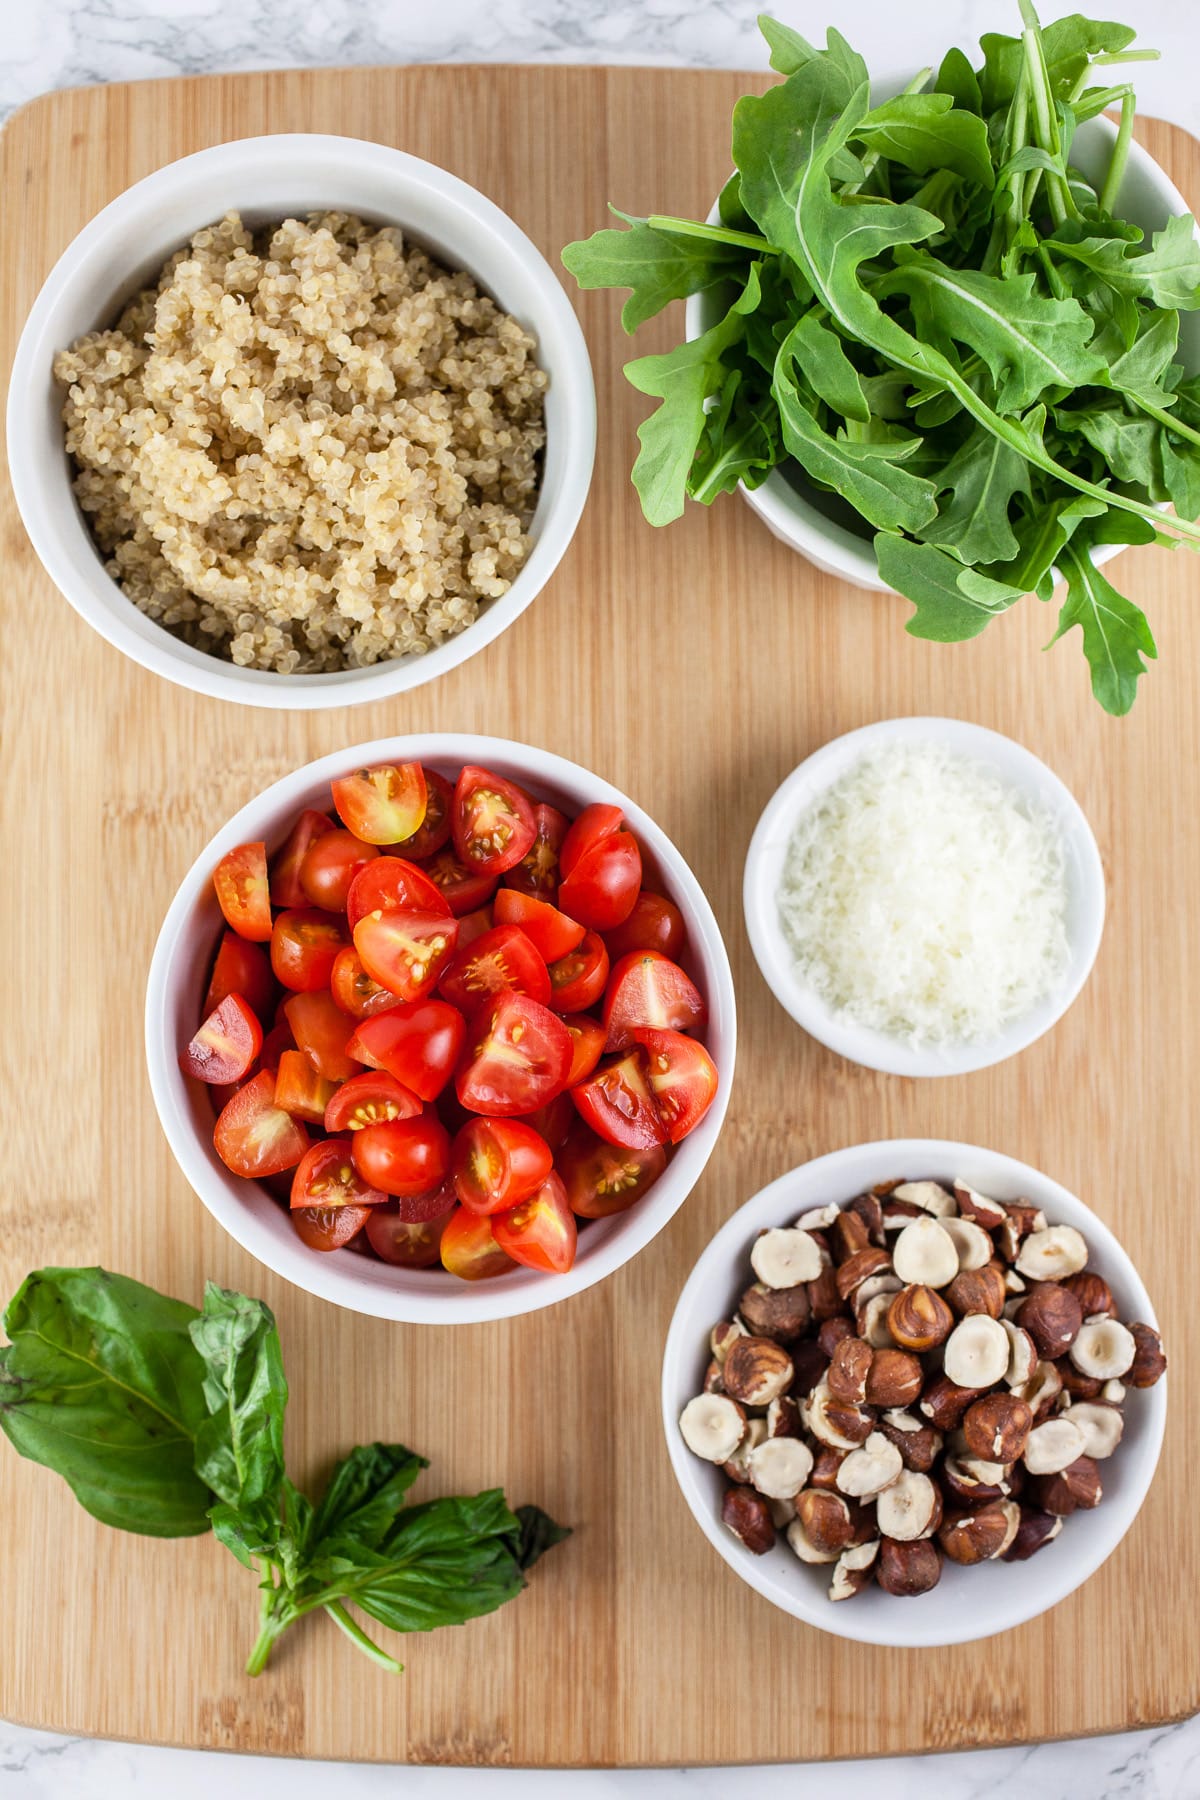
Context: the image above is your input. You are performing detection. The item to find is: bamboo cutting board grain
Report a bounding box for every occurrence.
[0,65,1197,1764]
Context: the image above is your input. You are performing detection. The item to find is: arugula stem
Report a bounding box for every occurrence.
[1019,3,1077,225]
[842,67,932,198]
[646,215,776,254]
[1100,90,1136,215]
[1129,395,1200,453]
[323,1602,404,1674]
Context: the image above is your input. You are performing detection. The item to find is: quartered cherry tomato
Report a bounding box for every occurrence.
[291,1202,373,1251]
[493,888,586,963]
[602,951,707,1052]
[518,1090,576,1152]
[299,829,379,911]
[634,1027,718,1143]
[331,762,427,845]
[438,924,550,1014]
[204,931,275,1020]
[558,827,642,931]
[353,908,458,1001]
[351,1115,451,1198]
[452,765,536,876]
[270,909,349,992]
[439,1206,514,1280]
[557,1124,667,1218]
[324,1069,422,1133]
[283,989,362,1082]
[181,992,263,1085]
[345,855,451,930]
[417,846,500,915]
[290,1138,387,1210]
[603,891,687,963]
[346,1000,465,1100]
[329,945,399,1019]
[273,1048,338,1124]
[397,768,453,860]
[571,1047,667,1149]
[503,803,569,898]
[455,905,495,950]
[455,991,573,1116]
[258,1021,294,1075]
[562,1013,606,1087]
[214,843,272,941]
[214,1070,310,1178]
[451,1118,554,1215]
[546,932,609,1013]
[365,1199,455,1265]
[492,1173,577,1273]
[269,810,335,909]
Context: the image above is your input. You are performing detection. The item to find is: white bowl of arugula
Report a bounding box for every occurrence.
[563,6,1200,716]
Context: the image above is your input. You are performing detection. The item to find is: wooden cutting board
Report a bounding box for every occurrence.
[1,64,1197,1766]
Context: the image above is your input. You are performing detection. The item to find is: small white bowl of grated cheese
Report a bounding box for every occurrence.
[743,719,1105,1078]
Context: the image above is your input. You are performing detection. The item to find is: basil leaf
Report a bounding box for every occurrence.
[188,1284,287,1511]
[0,1268,212,1537]
[561,209,753,334]
[876,532,1025,640]
[309,1442,428,1550]
[512,1504,572,1572]
[1053,537,1157,714]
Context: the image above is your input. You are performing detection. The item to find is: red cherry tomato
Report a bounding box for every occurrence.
[181,992,263,1085]
[353,908,458,1001]
[602,951,707,1052]
[283,990,362,1082]
[634,1027,719,1143]
[290,1138,387,1210]
[450,1118,554,1215]
[603,891,687,963]
[346,1000,466,1100]
[351,1115,451,1198]
[455,992,573,1116]
[299,829,379,911]
[331,762,427,845]
[270,909,349,992]
[503,803,569,898]
[258,1021,294,1075]
[417,846,500,915]
[269,810,335,908]
[559,804,623,879]
[452,765,536,876]
[324,1070,422,1133]
[438,924,550,1014]
[204,931,275,1020]
[546,932,609,1013]
[396,768,453,860]
[440,1206,514,1280]
[571,1047,668,1149]
[329,946,400,1019]
[557,1123,667,1218]
[274,1049,338,1124]
[492,1173,577,1274]
[345,856,451,930]
[365,1199,454,1265]
[492,888,586,963]
[291,1203,373,1251]
[518,1090,576,1151]
[558,829,642,931]
[562,1013,606,1087]
[213,843,272,942]
[455,905,494,950]
[214,1070,309,1178]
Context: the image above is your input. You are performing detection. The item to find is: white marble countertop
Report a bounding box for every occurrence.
[3,1,1199,1794]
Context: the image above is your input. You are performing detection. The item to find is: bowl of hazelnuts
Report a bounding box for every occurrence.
[662,1139,1167,1647]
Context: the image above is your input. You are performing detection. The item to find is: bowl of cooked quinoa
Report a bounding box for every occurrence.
[7,133,596,706]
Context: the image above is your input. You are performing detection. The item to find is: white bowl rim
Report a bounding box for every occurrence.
[661,1138,1166,1649]
[145,732,736,1322]
[8,132,596,709]
[742,716,1105,1078]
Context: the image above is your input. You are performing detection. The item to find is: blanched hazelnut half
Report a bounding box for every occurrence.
[858,1291,900,1348]
[1001,1317,1038,1388]
[940,1216,993,1272]
[805,1381,872,1451]
[793,1203,840,1230]
[835,1431,903,1499]
[747,1434,814,1500]
[1069,1317,1135,1381]
[892,1217,959,1289]
[721,1416,766,1483]
[1016,1224,1088,1281]
[1023,1415,1087,1475]
[828,1538,879,1601]
[751,1227,824,1289]
[1014,1357,1064,1420]
[875,1470,942,1541]
[710,1319,747,1365]
[942,1314,1010,1389]
[680,1393,746,1462]
[892,1180,956,1217]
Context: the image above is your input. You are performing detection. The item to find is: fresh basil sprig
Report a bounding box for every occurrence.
[562,4,1200,713]
[0,1269,567,1676]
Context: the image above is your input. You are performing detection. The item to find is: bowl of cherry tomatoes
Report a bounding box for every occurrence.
[146,735,736,1322]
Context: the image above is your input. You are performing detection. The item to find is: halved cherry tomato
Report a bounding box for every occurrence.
[269,810,335,908]
[452,766,536,876]
[329,946,399,1019]
[346,1001,465,1101]
[634,1027,718,1143]
[546,932,609,1013]
[602,951,707,1052]
[451,1118,554,1215]
[258,1021,294,1075]
[558,829,642,931]
[331,762,427,845]
[181,992,263,1084]
[324,1070,422,1133]
[353,908,458,1001]
[455,905,494,950]
[352,1115,451,1198]
[440,1206,514,1280]
[455,992,573,1116]
[290,1137,387,1210]
[438,924,550,1014]
[274,1049,338,1124]
[270,909,349,992]
[503,803,569,898]
[562,1013,606,1087]
[559,804,623,879]
[292,1202,372,1251]
[396,768,453,860]
[493,888,586,963]
[493,1173,577,1274]
[214,1070,309,1177]
[571,1047,667,1149]
[346,856,451,930]
[417,846,499,915]
[283,990,361,1082]
[603,891,687,963]
[557,1123,667,1218]
[204,931,275,1020]
[214,843,272,942]
[299,829,379,911]
[518,1090,576,1151]
[365,1199,454,1265]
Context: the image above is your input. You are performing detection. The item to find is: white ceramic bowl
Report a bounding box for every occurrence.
[686,113,1199,588]
[662,1139,1166,1648]
[8,134,595,708]
[743,716,1105,1078]
[146,733,736,1322]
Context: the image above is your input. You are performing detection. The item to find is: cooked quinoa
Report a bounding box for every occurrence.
[53,211,547,673]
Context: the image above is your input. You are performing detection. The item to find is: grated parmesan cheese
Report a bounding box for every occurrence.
[777,742,1071,1046]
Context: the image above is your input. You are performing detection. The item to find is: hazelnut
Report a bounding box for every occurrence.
[766,1395,801,1438]
[998,1201,1047,1264]
[1029,1455,1102,1515]
[892,1180,956,1217]
[1023,1415,1087,1475]
[892,1217,959,1288]
[1013,1358,1064,1420]
[702,1358,724,1394]
[876,1537,942,1597]
[942,1314,1010,1389]
[1000,1318,1038,1388]
[817,1315,856,1357]
[807,1262,844,1323]
[941,1453,1011,1506]
[836,1431,904,1499]
[738,1280,811,1343]
[844,1190,885,1245]
[1064,1401,1124,1460]
[1069,1317,1136,1381]
[1016,1284,1083,1358]
[835,1246,893,1302]
[888,1284,954,1351]
[865,1348,923,1409]
[938,1502,1013,1565]
[767,1495,797,1529]
[722,1336,794,1406]
[1063,1271,1115,1317]
[721,1484,776,1554]
[828,1538,880,1601]
[823,1392,876,1446]
[830,1209,871,1263]
[795,1487,854,1555]
[1058,1364,1104,1400]
[747,1433,814,1500]
[962,1392,1033,1463]
[721,1416,767,1483]
[709,1319,747,1365]
[940,1216,994,1272]
[804,1381,874,1451]
[878,1409,943,1473]
[856,1286,902,1346]
[679,1393,746,1462]
[1125,1322,1167,1388]
[953,1181,1007,1229]
[1016,1224,1088,1281]
[794,1204,840,1230]
[786,1512,841,1564]
[810,1445,848,1490]
[789,1338,831,1398]
[881,1199,926,1231]
[945,1261,1007,1319]
[1002,1507,1063,1561]
[876,1470,942,1541]
[827,1335,874,1404]
[919,1372,981,1431]
[750,1226,824,1289]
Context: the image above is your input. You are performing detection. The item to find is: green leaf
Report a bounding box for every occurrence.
[309,1443,428,1552]
[1049,214,1200,311]
[935,46,982,115]
[0,1268,212,1537]
[688,369,780,502]
[512,1505,572,1572]
[875,532,1026,641]
[854,93,994,189]
[784,309,869,421]
[1160,434,1200,519]
[1064,403,1164,490]
[560,209,751,333]
[209,1497,282,1571]
[188,1284,287,1512]
[989,492,1107,595]
[918,423,1031,564]
[1103,310,1181,407]
[980,16,1136,111]
[1053,538,1157,713]
[757,17,868,90]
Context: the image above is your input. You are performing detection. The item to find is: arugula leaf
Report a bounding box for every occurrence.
[757,18,868,92]
[689,368,780,501]
[876,532,1026,640]
[1053,536,1157,712]
[854,93,994,189]
[935,46,983,115]
[1049,214,1200,310]
[989,491,1107,596]
[560,209,752,334]
[1159,433,1200,519]
[188,1284,287,1511]
[918,423,1031,563]
[784,309,869,421]
[1063,403,1164,490]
